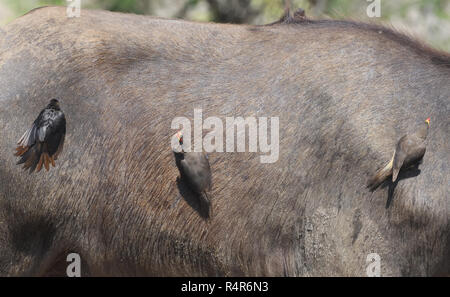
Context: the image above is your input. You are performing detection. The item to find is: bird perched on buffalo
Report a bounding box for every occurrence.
[14,98,66,173]
[367,118,430,190]
[172,131,212,218]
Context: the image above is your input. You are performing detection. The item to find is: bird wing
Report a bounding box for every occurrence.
[37,110,61,140]
[52,132,65,160]
[37,109,66,155]
[16,111,43,148]
[392,147,406,182]
[180,159,198,190]
[392,134,416,182]
[392,132,428,182]
[201,153,212,191]
[180,153,212,192]
[15,108,66,173]
[14,111,43,157]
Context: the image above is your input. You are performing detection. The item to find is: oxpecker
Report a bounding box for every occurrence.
[172,131,212,218]
[367,118,430,190]
[15,99,66,173]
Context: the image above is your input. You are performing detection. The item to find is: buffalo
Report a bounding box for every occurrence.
[0,7,448,276]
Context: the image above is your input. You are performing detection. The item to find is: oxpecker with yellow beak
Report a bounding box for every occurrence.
[367,117,430,190]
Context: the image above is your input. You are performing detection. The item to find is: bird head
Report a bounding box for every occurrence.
[425,117,430,127]
[48,98,61,110]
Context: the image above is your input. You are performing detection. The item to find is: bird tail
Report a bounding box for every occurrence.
[200,192,212,220]
[367,154,394,191]
[16,143,54,174]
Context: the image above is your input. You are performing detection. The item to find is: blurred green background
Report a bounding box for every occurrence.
[0,0,449,51]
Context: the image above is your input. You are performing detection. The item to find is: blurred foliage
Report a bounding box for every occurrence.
[0,0,449,50]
